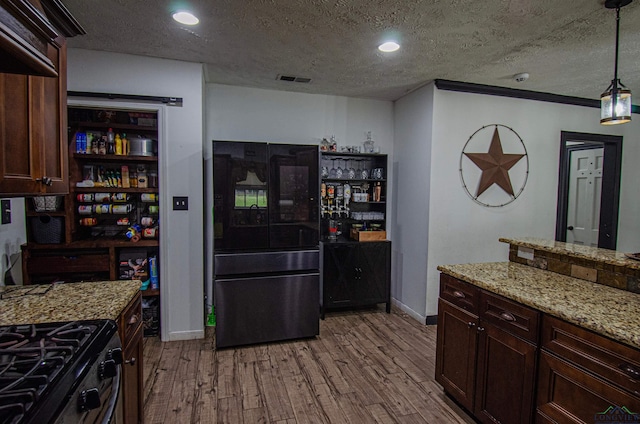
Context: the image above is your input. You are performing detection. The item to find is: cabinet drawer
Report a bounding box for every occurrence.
[27,251,110,274]
[439,274,480,314]
[542,314,640,397]
[119,292,143,350]
[479,290,539,344]
[537,351,640,422]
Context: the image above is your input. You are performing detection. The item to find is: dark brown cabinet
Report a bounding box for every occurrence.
[320,240,391,318]
[536,315,640,423]
[118,291,144,424]
[435,274,539,424]
[0,0,83,197]
[0,37,68,195]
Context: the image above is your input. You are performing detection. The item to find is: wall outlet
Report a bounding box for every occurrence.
[173,196,188,210]
[1,199,10,224]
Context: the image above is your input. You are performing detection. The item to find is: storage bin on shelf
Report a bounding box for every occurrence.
[30,216,63,244]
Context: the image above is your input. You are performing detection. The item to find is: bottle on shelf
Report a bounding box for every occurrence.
[115,133,123,155]
[107,128,115,154]
[122,133,128,156]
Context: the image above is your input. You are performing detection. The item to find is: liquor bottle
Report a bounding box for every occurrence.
[107,128,115,154]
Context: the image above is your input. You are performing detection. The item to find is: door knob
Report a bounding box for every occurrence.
[567,226,574,230]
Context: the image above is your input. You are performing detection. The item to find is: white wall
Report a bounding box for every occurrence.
[419,88,640,317]
[391,84,434,321]
[67,49,205,341]
[204,84,395,313]
[0,199,26,285]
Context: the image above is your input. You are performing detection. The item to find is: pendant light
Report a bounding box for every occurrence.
[600,0,633,125]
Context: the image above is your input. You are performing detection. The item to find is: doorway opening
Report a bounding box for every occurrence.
[555,131,622,250]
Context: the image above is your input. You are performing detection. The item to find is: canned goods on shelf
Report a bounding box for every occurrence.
[111,193,130,202]
[111,204,131,214]
[93,204,111,214]
[141,193,158,202]
[117,218,130,226]
[78,205,93,215]
[79,218,97,226]
[76,193,94,202]
[94,193,110,203]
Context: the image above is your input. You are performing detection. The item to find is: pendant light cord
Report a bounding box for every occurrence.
[614,6,620,85]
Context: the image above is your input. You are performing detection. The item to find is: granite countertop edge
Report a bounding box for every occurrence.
[437,262,640,350]
[499,237,640,270]
[0,280,141,326]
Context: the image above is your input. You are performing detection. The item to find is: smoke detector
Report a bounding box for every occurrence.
[514,73,530,83]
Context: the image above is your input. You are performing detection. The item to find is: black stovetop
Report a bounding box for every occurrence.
[0,320,117,424]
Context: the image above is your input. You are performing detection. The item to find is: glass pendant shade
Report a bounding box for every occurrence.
[600,82,632,125]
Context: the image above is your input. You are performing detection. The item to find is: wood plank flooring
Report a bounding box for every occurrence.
[142,307,475,424]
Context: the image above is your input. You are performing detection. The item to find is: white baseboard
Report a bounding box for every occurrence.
[392,298,426,324]
[164,329,205,342]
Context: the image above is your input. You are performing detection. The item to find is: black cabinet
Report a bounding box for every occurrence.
[320,240,391,318]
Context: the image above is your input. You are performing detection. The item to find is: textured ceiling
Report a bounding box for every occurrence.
[60,0,640,102]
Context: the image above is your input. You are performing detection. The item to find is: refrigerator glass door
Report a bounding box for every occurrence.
[213,141,269,251]
[268,144,319,249]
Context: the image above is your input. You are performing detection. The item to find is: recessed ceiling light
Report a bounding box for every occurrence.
[173,11,199,25]
[378,41,400,53]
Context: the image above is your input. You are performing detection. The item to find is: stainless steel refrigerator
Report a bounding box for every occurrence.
[213,141,319,348]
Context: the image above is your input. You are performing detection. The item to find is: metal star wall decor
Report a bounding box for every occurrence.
[459,124,529,207]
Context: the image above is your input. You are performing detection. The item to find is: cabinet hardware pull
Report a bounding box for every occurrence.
[477,326,485,332]
[618,363,640,380]
[125,357,136,366]
[467,322,476,328]
[453,290,465,298]
[128,314,139,325]
[499,312,516,322]
[36,176,53,186]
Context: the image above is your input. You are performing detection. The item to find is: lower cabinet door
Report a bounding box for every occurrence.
[356,241,391,305]
[122,326,143,424]
[322,244,357,307]
[474,323,537,424]
[435,299,479,412]
[537,351,640,423]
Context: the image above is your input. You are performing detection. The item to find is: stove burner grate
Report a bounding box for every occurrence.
[0,321,104,424]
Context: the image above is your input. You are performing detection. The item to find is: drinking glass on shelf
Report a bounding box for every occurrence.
[335,159,344,179]
[355,160,363,179]
[347,160,356,179]
[329,159,338,178]
[321,165,329,178]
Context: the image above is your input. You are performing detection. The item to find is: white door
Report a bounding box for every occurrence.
[566,148,604,246]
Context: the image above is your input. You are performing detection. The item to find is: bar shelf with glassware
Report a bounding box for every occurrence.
[320,152,387,241]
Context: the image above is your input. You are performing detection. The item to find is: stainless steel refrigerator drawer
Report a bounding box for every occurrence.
[214,272,320,348]
[214,249,319,275]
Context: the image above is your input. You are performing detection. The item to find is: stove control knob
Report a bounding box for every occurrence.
[78,388,101,412]
[99,359,117,379]
[107,347,123,365]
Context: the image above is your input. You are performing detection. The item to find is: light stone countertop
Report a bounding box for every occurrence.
[499,237,640,269]
[0,280,141,326]
[437,261,640,350]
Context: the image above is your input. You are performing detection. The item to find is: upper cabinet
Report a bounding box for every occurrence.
[0,0,84,76]
[0,0,84,197]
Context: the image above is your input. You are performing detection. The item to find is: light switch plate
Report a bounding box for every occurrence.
[1,199,11,224]
[173,196,188,210]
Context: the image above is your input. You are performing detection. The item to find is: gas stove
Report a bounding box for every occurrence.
[0,320,121,424]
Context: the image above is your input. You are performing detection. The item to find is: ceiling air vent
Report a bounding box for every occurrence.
[277,75,311,83]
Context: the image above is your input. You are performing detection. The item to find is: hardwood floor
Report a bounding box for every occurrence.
[142,307,475,423]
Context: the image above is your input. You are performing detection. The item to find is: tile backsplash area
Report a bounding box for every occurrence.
[509,244,640,294]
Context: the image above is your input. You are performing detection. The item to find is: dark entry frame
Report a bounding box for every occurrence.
[555,131,623,250]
